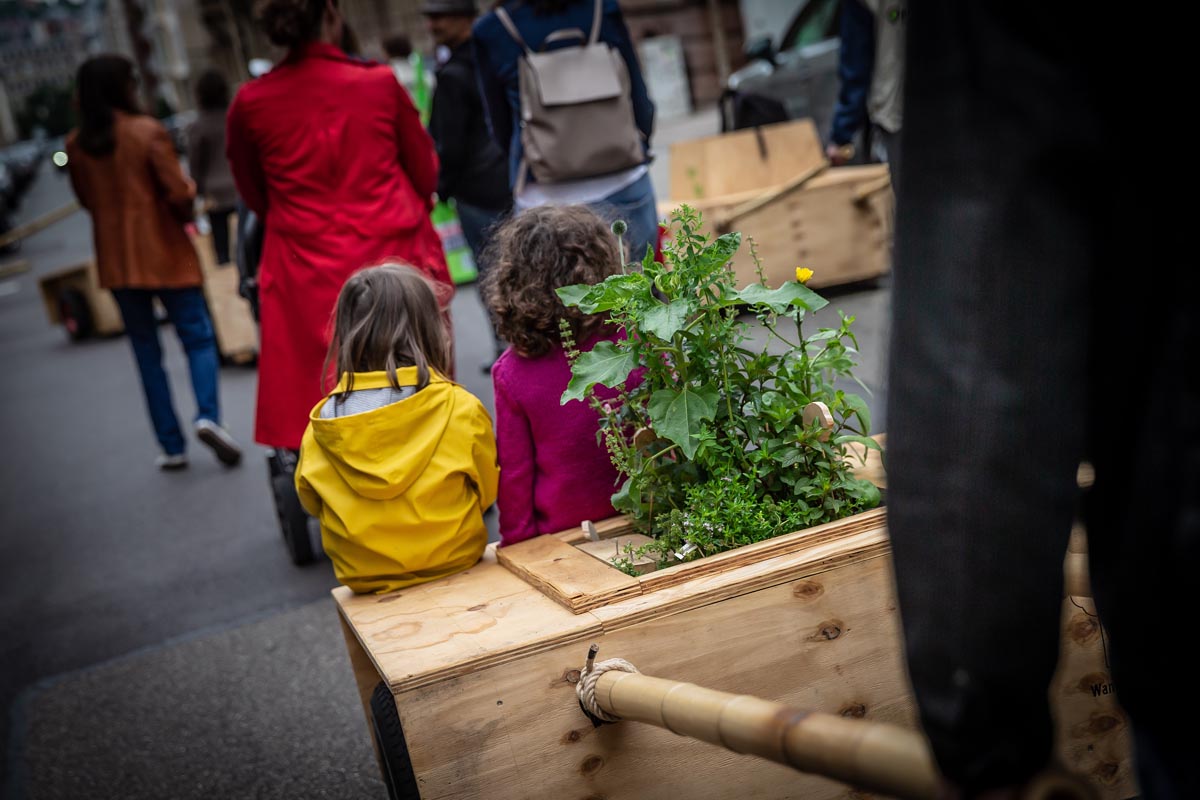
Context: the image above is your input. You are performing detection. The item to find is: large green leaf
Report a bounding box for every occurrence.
[647,384,719,459]
[694,232,742,274]
[735,282,829,314]
[561,341,638,403]
[834,433,882,454]
[840,393,871,433]
[556,283,593,308]
[610,477,642,515]
[556,273,650,313]
[641,299,691,340]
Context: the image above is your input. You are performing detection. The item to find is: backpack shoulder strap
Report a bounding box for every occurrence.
[588,0,603,45]
[494,6,533,55]
[496,0,603,52]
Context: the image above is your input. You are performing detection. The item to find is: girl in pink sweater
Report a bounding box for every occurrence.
[481,206,632,546]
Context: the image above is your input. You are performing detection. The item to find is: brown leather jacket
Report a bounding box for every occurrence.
[66,112,202,290]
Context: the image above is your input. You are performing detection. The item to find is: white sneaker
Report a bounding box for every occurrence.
[156,453,189,471]
[195,419,243,466]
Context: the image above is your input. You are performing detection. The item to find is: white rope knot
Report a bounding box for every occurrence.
[576,645,639,723]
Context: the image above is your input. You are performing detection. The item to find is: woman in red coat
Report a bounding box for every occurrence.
[227,0,453,450]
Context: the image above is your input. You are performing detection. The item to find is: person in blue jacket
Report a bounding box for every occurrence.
[472,0,658,262]
[826,0,905,178]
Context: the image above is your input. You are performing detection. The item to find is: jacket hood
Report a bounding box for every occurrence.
[307,368,457,500]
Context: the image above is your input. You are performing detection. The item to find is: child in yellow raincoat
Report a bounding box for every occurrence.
[295,263,498,593]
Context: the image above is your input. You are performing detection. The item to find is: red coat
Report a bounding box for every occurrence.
[227,42,453,449]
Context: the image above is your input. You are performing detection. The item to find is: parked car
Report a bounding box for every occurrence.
[1,140,44,197]
[1,162,16,255]
[0,161,14,208]
[722,0,842,141]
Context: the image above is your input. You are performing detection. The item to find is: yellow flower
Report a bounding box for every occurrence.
[795,267,814,284]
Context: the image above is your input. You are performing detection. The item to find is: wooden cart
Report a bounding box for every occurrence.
[660,118,893,291]
[36,220,258,364]
[334,448,1136,800]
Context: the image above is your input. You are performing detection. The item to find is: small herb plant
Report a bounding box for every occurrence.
[558,206,881,574]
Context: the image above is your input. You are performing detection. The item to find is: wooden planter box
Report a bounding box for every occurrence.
[335,448,1135,799]
[660,118,893,291]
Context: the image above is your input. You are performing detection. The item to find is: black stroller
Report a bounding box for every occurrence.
[237,206,323,566]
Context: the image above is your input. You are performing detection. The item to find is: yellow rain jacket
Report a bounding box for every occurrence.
[295,368,499,594]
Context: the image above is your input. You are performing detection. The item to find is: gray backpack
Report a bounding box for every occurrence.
[494,0,645,188]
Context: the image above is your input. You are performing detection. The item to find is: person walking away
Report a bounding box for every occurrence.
[472,0,659,263]
[226,0,454,458]
[886,2,1194,796]
[383,31,436,113]
[296,264,497,593]
[65,55,242,471]
[423,0,513,371]
[480,206,639,546]
[187,69,240,265]
[825,0,905,181]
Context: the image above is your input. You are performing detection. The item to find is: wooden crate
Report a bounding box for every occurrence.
[334,445,1136,799]
[36,260,124,337]
[660,118,893,290]
[192,227,258,364]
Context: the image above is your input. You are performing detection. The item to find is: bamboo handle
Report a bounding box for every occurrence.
[0,200,81,249]
[595,670,941,799]
[1064,527,1091,597]
[590,668,1098,800]
[713,162,828,233]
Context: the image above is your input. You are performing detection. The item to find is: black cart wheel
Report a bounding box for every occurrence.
[58,288,93,341]
[369,681,421,800]
[267,449,321,566]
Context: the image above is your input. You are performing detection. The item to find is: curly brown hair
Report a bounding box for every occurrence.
[480,205,621,359]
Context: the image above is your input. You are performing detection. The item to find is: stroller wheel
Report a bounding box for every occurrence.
[267,449,322,566]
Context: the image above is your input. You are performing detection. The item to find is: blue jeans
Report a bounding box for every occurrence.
[456,200,512,357]
[112,288,221,455]
[590,172,660,266]
[454,200,511,281]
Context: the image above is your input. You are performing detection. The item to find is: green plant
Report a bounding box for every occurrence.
[558,205,881,569]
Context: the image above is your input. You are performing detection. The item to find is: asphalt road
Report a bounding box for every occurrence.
[0,148,892,800]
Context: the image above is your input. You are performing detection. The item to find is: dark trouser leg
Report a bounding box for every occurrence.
[157,287,221,424]
[112,289,186,455]
[874,124,900,198]
[890,2,1197,795]
[887,2,1103,792]
[208,205,237,265]
[455,199,511,358]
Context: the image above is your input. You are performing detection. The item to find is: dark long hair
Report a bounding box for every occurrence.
[323,264,452,394]
[257,0,336,48]
[76,55,140,157]
[194,69,230,111]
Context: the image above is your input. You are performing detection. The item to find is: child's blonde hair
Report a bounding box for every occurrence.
[323,263,451,394]
[480,205,621,358]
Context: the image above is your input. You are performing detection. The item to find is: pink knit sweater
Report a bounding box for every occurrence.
[492,330,634,546]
